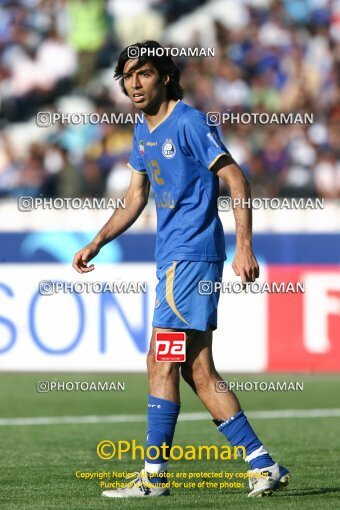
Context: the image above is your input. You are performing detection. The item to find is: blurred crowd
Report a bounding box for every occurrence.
[0,0,339,202]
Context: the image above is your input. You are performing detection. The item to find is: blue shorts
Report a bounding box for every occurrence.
[152,260,224,332]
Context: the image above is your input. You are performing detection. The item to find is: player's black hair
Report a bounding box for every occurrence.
[114,40,184,100]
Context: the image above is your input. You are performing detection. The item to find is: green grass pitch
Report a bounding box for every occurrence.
[1,374,339,509]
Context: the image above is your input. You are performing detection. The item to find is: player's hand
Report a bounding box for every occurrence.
[232,245,259,287]
[72,242,100,274]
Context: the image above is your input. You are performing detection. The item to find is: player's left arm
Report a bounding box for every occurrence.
[212,156,260,283]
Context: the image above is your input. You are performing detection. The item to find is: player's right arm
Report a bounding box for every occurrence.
[72,170,149,273]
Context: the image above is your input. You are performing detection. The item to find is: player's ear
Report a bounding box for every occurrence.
[163,74,170,86]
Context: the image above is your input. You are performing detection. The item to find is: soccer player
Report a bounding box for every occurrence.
[72,41,289,498]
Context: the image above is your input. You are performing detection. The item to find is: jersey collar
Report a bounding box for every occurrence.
[145,100,181,134]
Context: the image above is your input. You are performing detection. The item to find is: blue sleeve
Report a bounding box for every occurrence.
[127,127,146,174]
[181,112,232,170]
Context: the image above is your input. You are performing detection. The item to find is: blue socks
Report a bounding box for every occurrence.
[144,398,273,482]
[217,410,275,469]
[145,395,180,485]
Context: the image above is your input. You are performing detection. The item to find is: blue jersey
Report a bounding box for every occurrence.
[128,100,230,267]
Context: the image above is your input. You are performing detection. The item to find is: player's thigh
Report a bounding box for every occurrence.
[182,329,215,375]
[148,327,196,356]
[147,327,182,373]
[147,327,196,374]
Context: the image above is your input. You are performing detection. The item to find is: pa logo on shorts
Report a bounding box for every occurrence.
[162,138,176,159]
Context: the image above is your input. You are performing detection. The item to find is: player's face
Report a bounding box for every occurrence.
[122,60,168,112]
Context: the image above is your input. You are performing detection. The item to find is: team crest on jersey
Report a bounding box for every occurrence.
[162,138,176,159]
[139,140,145,156]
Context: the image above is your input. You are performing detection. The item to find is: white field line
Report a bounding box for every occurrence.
[0,408,340,427]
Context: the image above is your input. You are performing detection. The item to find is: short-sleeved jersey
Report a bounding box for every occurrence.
[128,100,231,267]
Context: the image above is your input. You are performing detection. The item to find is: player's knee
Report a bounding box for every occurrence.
[147,351,179,379]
